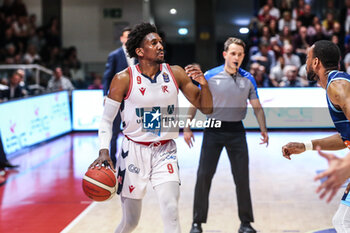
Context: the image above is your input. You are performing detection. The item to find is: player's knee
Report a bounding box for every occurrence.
[163,201,179,221]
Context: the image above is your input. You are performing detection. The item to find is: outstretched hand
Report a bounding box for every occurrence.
[314,147,350,203]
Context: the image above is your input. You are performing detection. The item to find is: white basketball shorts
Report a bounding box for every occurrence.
[116,137,180,199]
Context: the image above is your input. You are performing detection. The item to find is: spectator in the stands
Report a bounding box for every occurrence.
[45,17,61,47]
[12,15,29,53]
[283,43,301,68]
[340,0,350,35]
[270,36,282,59]
[46,46,62,69]
[259,0,280,19]
[2,69,27,100]
[322,11,338,36]
[47,66,74,92]
[292,0,305,19]
[311,23,329,43]
[307,16,323,37]
[279,25,293,46]
[269,18,278,37]
[258,4,277,25]
[250,41,276,74]
[250,62,271,87]
[297,4,315,27]
[322,0,339,20]
[278,11,297,32]
[63,46,84,88]
[293,26,312,64]
[279,65,303,87]
[88,74,103,90]
[4,43,18,64]
[23,43,40,64]
[270,56,286,87]
[260,25,272,44]
[278,0,292,17]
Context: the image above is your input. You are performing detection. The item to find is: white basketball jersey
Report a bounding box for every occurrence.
[121,63,179,142]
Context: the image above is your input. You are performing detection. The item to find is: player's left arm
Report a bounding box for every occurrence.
[170,65,213,114]
[250,98,269,146]
[328,80,350,122]
[313,80,350,202]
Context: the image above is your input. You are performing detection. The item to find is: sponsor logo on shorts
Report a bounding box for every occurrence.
[165,154,177,160]
[129,185,135,193]
[160,149,177,158]
[128,164,140,174]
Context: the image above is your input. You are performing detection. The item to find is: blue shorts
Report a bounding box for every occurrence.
[341,182,350,206]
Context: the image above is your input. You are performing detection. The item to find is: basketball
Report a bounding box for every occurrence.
[82,167,116,202]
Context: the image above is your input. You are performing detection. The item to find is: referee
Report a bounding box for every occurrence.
[185,37,269,233]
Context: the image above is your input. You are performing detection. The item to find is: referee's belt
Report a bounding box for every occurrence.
[125,135,171,146]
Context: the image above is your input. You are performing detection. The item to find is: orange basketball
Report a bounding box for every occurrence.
[82,167,116,201]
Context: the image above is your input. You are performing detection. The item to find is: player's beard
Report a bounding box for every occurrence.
[306,66,319,81]
[156,58,165,64]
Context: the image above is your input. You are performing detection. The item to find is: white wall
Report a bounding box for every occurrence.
[62,0,143,63]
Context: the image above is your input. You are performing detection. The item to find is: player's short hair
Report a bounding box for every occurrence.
[224,37,246,51]
[313,40,340,70]
[126,23,158,58]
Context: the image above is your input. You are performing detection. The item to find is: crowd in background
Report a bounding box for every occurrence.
[246,0,350,87]
[2,0,350,102]
[0,0,95,102]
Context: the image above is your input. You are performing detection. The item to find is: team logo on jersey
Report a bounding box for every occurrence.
[143,107,161,135]
[162,85,169,93]
[139,87,146,96]
[167,104,174,114]
[163,73,170,82]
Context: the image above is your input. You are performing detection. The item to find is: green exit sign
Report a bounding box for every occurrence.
[103,8,122,18]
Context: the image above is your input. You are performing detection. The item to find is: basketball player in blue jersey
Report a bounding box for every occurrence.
[282,40,350,232]
[89,23,213,233]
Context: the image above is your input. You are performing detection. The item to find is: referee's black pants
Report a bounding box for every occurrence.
[192,123,254,224]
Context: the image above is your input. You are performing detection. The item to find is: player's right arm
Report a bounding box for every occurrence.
[89,70,129,171]
[282,134,345,160]
[282,79,350,160]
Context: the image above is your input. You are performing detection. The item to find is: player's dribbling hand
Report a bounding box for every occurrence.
[184,65,207,86]
[282,142,306,160]
[184,127,195,148]
[89,149,116,172]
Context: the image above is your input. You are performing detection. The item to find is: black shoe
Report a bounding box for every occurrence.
[190,222,202,233]
[238,223,257,233]
[2,162,19,169]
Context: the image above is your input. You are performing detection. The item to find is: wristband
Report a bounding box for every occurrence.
[304,141,313,151]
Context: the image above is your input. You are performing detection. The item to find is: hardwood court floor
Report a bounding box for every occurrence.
[1,131,348,233]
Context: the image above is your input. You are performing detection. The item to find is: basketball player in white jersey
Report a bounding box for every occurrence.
[89,23,213,233]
